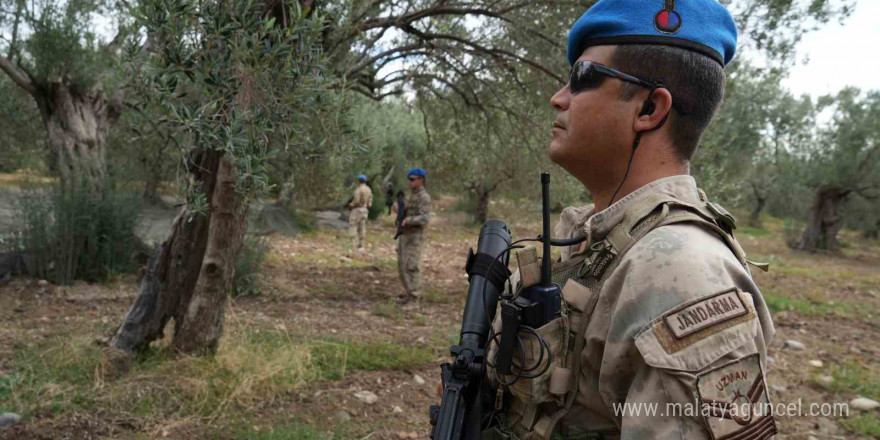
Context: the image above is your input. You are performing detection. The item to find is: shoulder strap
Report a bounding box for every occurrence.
[531,195,750,438]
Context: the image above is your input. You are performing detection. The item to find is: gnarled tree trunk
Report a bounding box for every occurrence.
[475,187,491,225]
[799,187,850,251]
[749,195,767,228]
[34,83,119,196]
[112,150,248,355]
[467,180,496,225]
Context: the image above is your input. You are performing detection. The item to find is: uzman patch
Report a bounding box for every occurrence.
[696,354,777,440]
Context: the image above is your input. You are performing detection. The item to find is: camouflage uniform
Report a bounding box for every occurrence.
[497,176,776,440]
[397,186,432,297]
[349,183,373,249]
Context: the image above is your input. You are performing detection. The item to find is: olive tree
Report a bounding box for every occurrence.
[797,88,880,251]
[0,0,128,195]
[111,0,333,355]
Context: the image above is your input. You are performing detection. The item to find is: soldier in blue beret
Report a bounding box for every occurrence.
[487,1,777,439]
[392,168,432,301]
[347,174,373,252]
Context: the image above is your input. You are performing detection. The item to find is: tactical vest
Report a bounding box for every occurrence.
[487,189,757,440]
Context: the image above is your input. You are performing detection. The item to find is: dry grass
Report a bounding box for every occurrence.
[3,304,433,437]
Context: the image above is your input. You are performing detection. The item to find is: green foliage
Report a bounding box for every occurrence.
[763,293,867,318]
[730,0,854,66]
[5,335,103,416]
[841,414,880,438]
[15,181,141,284]
[806,88,880,195]
[739,226,771,237]
[235,423,337,440]
[125,0,336,209]
[108,97,182,202]
[309,339,434,380]
[0,0,121,92]
[279,97,426,210]
[290,209,317,233]
[0,76,47,172]
[372,298,402,321]
[19,1,111,91]
[821,361,880,400]
[233,236,270,297]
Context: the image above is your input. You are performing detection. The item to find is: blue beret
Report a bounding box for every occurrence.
[357,174,367,182]
[407,168,427,178]
[567,0,737,66]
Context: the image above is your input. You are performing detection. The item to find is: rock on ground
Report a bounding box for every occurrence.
[332,410,352,423]
[814,417,840,435]
[248,204,300,237]
[815,375,834,388]
[314,210,350,230]
[0,412,20,429]
[354,390,379,404]
[783,340,805,350]
[850,397,879,411]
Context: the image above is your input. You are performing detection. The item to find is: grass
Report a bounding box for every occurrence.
[373,298,403,321]
[750,253,880,286]
[422,288,461,304]
[763,292,869,318]
[233,422,338,440]
[812,360,880,437]
[841,414,880,438]
[310,338,434,380]
[820,361,880,400]
[3,320,433,432]
[739,226,772,237]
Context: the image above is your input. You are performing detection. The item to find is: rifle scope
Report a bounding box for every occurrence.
[460,220,511,350]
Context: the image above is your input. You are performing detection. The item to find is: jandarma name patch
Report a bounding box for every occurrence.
[663,289,748,339]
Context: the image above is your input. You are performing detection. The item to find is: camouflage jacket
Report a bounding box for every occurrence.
[404,186,432,228]
[553,175,777,440]
[351,183,373,210]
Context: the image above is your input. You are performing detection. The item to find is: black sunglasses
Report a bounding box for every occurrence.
[569,60,656,94]
[569,60,687,114]
[408,177,418,181]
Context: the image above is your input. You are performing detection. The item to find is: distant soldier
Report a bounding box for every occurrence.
[392,168,431,300]
[347,174,373,252]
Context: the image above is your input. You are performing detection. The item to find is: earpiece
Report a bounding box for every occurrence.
[639,81,667,116]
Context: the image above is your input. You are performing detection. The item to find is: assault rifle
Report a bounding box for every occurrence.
[385,182,395,215]
[428,173,586,440]
[394,190,406,239]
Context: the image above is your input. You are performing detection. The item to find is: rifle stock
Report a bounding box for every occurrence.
[429,220,512,440]
[394,190,406,239]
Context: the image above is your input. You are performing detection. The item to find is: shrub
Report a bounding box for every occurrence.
[782,218,804,249]
[233,236,269,297]
[16,182,141,284]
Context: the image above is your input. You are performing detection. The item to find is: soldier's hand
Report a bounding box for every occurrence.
[401,218,409,227]
[391,203,398,213]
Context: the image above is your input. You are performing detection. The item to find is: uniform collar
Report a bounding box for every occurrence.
[412,186,426,195]
[584,175,701,240]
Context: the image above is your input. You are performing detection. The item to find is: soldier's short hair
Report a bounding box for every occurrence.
[611,45,725,162]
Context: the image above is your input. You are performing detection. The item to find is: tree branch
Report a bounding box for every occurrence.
[7,0,24,61]
[0,55,36,95]
[397,25,564,83]
[353,3,530,34]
